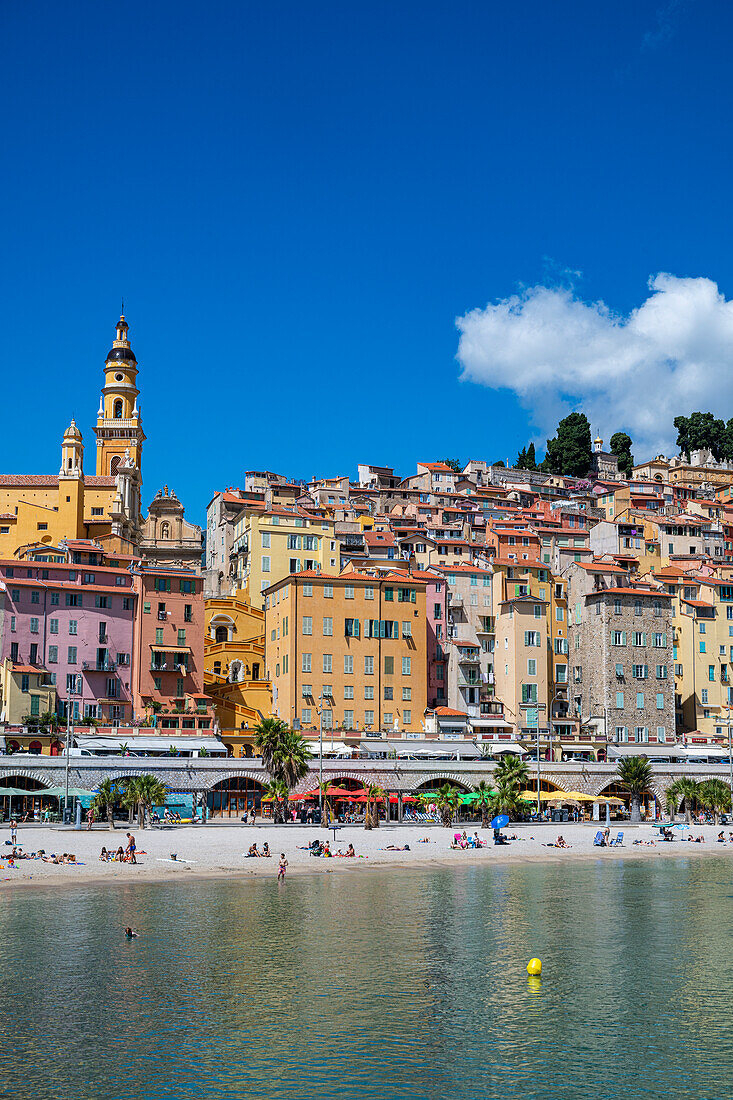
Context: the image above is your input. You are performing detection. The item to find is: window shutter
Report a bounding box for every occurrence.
[622,631,627,645]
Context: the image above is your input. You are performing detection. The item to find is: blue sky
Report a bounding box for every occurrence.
[1,0,731,521]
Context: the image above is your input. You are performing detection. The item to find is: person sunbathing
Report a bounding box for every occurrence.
[261,843,271,857]
[100,847,109,861]
[323,842,332,857]
[555,836,571,848]
[346,843,355,857]
[245,844,258,857]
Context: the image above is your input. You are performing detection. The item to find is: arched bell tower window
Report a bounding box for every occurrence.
[215,626,228,644]
[114,399,123,419]
[110,456,121,477]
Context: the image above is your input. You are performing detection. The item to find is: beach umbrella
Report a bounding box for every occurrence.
[673,823,691,831]
[563,791,597,802]
[490,814,509,830]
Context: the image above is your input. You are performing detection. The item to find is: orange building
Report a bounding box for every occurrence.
[130,564,213,730]
[264,570,428,737]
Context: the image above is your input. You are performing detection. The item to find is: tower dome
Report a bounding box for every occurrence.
[63,418,83,441]
[105,315,137,363]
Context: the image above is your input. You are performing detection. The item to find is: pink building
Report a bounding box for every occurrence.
[0,551,136,722]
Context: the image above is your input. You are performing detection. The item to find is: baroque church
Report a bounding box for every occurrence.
[0,316,201,569]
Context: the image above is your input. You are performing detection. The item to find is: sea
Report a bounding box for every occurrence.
[1,857,732,1099]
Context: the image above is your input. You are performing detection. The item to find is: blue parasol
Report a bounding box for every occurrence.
[490,814,509,830]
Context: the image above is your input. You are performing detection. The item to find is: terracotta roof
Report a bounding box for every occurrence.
[418,462,455,473]
[10,664,48,674]
[434,707,468,717]
[364,531,396,547]
[587,587,670,598]
[577,562,625,573]
[682,599,715,609]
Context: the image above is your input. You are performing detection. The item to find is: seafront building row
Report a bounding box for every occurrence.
[1,317,733,774]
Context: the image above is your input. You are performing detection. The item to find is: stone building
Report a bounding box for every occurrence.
[566,561,675,748]
[138,486,202,571]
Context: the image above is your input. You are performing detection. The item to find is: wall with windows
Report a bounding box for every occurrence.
[264,571,427,735]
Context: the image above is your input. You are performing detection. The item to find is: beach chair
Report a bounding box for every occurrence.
[609,831,624,847]
[593,830,605,846]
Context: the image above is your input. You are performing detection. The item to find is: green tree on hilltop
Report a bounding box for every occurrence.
[438,458,462,473]
[541,412,592,477]
[609,432,634,477]
[674,412,730,461]
[515,442,538,470]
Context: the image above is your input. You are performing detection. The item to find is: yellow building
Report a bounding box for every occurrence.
[204,591,273,755]
[264,570,428,737]
[232,508,337,608]
[657,566,733,738]
[0,315,143,559]
[0,660,58,737]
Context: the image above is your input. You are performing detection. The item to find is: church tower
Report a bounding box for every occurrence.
[95,315,146,478]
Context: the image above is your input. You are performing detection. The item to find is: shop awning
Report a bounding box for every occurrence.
[150,644,192,653]
[75,735,226,754]
[607,744,682,760]
[681,745,730,759]
[481,742,527,755]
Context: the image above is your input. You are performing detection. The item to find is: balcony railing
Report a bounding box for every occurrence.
[82,660,117,671]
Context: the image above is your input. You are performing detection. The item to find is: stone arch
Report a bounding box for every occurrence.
[209,775,266,818]
[113,399,123,419]
[410,775,473,794]
[110,455,121,477]
[329,776,365,791]
[210,614,235,643]
[229,660,245,683]
[0,773,53,819]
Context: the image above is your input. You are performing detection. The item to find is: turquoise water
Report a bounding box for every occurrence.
[1,858,732,1099]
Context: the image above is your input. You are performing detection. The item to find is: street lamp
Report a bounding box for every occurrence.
[64,695,73,821]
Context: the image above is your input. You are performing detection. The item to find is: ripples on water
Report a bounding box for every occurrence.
[0,858,731,1099]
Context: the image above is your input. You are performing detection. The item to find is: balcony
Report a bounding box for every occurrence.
[458,649,480,664]
[82,659,117,672]
[449,594,463,609]
[477,618,495,634]
[458,675,480,688]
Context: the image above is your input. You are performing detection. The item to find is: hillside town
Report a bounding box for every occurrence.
[2,316,733,779]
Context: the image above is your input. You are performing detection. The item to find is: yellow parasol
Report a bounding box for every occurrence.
[563,790,597,802]
[595,795,626,805]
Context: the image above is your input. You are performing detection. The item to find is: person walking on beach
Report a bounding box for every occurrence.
[10,820,17,845]
[126,832,137,864]
[278,853,288,881]
[87,808,96,831]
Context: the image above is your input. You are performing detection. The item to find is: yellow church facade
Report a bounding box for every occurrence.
[0,316,144,559]
[204,590,273,755]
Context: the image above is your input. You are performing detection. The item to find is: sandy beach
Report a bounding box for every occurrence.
[2,819,732,889]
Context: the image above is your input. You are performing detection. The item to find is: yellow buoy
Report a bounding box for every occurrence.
[526,957,542,976]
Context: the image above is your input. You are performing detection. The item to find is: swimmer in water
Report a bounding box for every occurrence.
[124,927,138,939]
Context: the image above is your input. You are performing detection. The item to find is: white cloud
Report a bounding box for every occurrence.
[455,274,733,458]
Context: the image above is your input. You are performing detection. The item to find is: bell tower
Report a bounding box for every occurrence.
[95,315,146,478]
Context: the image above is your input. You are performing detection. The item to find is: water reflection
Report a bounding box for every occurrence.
[0,859,731,1099]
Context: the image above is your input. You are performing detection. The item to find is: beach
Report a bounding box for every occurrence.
[2,819,731,888]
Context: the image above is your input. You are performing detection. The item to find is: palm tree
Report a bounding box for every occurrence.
[254,719,311,821]
[474,780,494,828]
[493,755,529,790]
[137,775,169,827]
[664,780,682,822]
[253,717,290,772]
[698,778,732,825]
[364,784,385,830]
[265,779,289,823]
[488,779,525,820]
[435,783,461,827]
[317,779,333,827]
[616,756,653,823]
[91,779,120,831]
[675,777,700,824]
